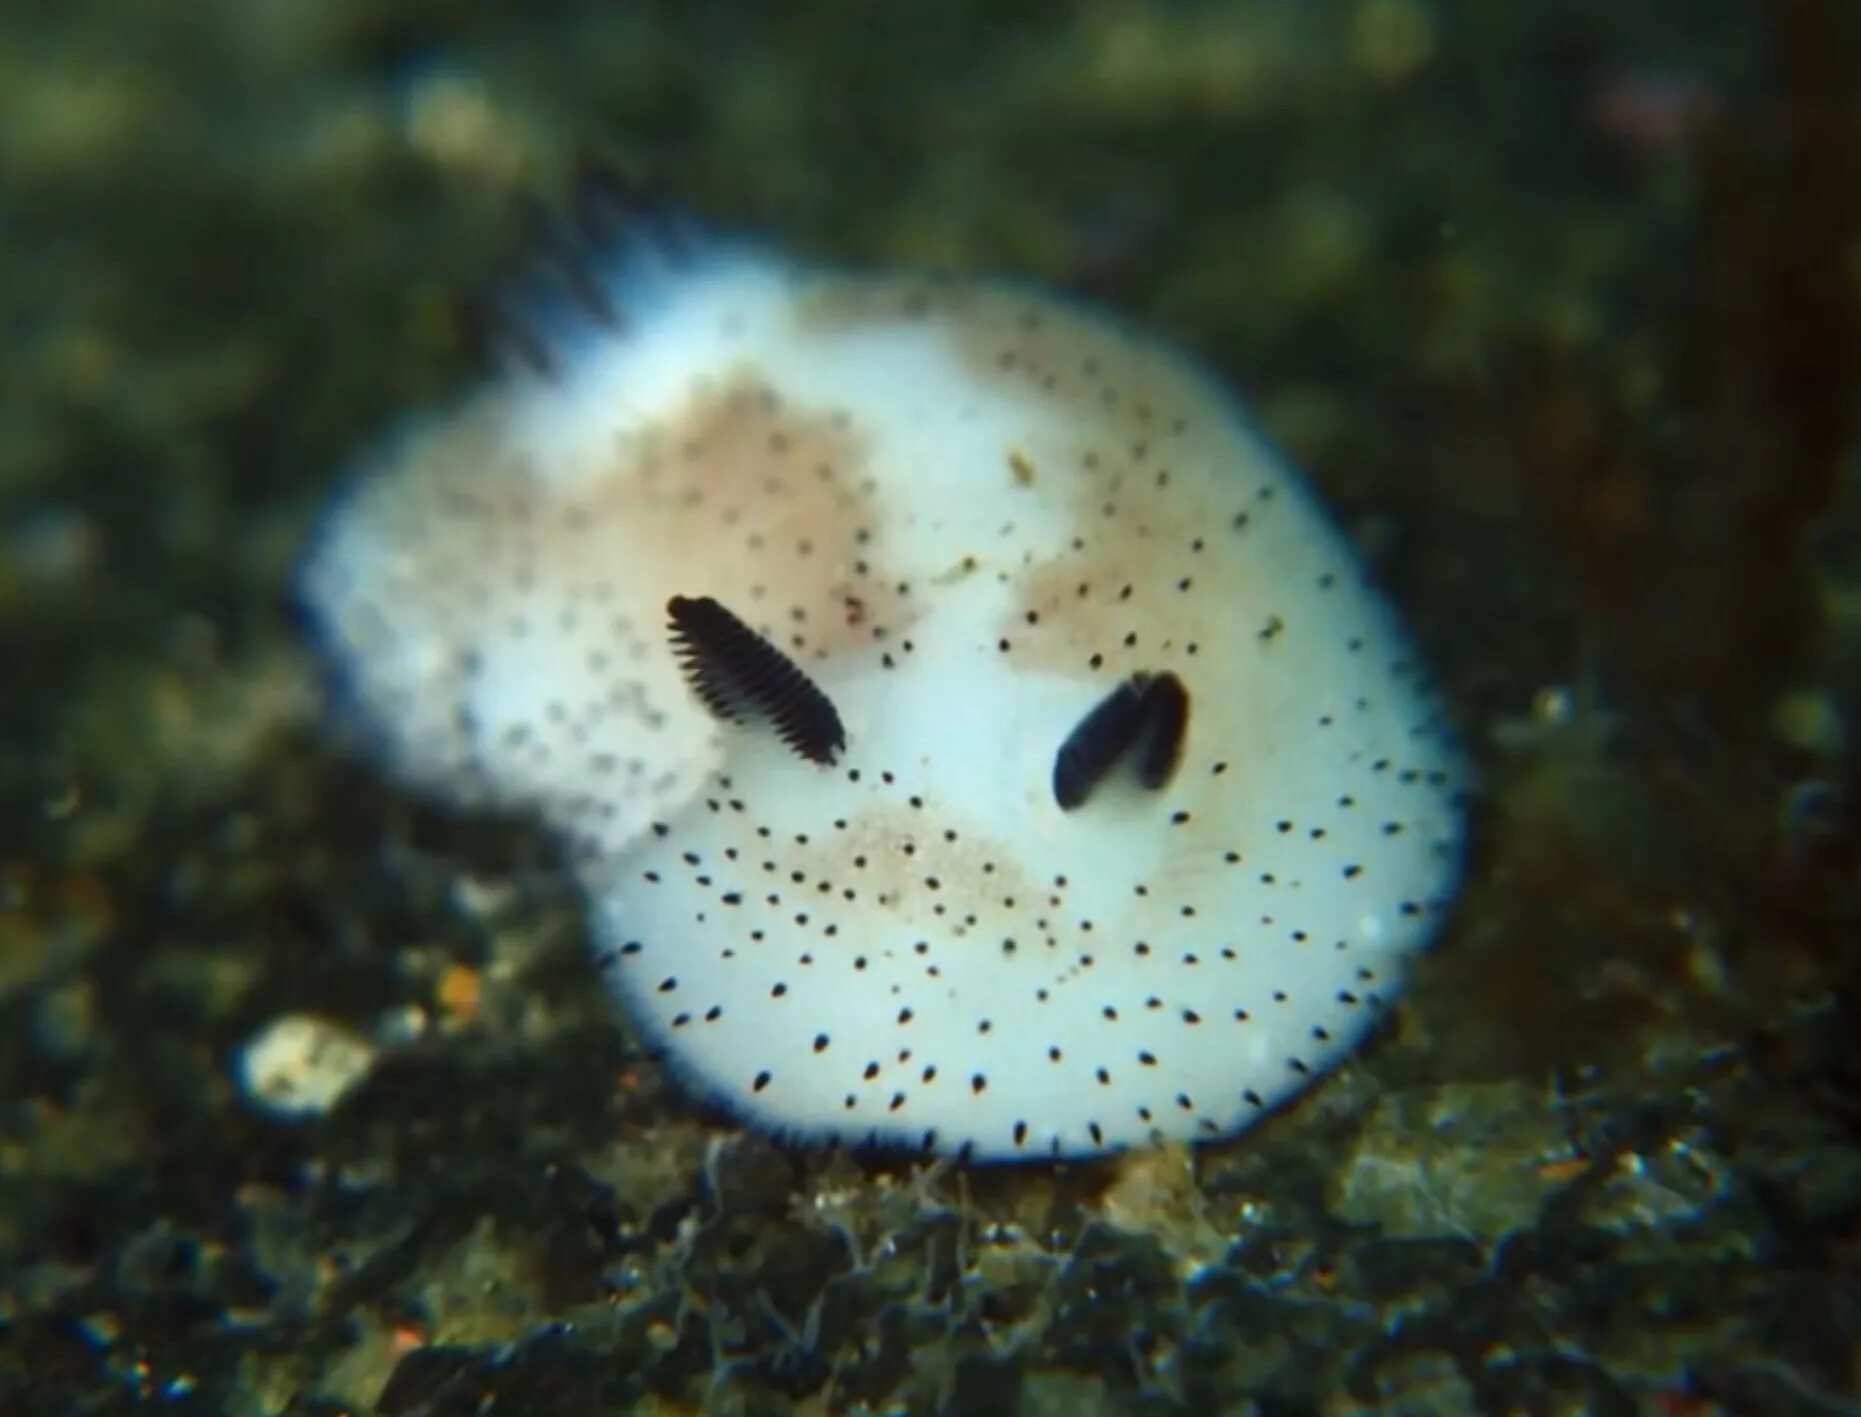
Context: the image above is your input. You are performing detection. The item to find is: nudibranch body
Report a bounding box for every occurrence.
[302,188,1469,1161]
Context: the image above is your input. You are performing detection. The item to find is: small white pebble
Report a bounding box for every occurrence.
[449,873,522,925]
[373,1002,431,1048]
[236,1013,377,1118]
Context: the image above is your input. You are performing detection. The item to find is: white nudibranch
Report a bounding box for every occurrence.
[301,177,1470,1161]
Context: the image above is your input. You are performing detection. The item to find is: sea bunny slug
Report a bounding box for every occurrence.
[302,174,1470,1161]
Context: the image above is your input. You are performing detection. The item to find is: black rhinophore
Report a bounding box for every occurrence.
[1052,671,1190,810]
[1134,672,1189,791]
[667,595,848,766]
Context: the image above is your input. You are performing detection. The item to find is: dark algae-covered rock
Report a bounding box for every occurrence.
[5,1,1861,1414]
